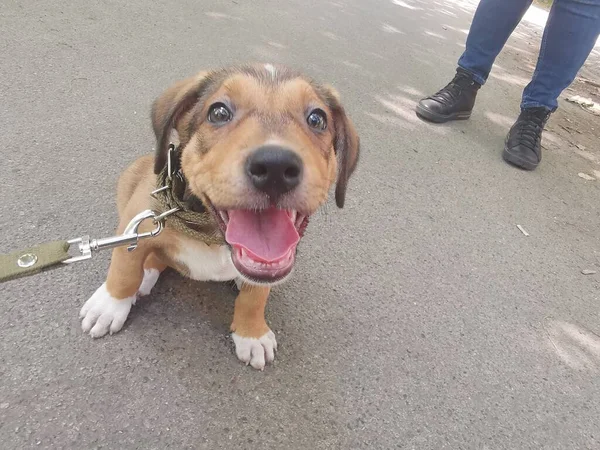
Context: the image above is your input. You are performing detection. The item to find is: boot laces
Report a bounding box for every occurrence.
[429,72,475,106]
[515,108,550,150]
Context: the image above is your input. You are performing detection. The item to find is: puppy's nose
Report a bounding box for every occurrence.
[245,145,303,198]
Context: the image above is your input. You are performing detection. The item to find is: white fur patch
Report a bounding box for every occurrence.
[235,278,244,291]
[138,268,160,297]
[175,240,238,282]
[80,283,134,338]
[264,63,276,79]
[232,330,277,370]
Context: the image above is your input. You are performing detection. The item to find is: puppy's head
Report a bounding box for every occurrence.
[151,63,359,284]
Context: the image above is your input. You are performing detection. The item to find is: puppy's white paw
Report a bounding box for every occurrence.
[80,283,134,338]
[232,330,277,370]
[138,268,160,297]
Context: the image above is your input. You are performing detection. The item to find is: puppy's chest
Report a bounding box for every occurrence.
[171,240,237,281]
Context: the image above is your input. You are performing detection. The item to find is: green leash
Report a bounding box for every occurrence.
[0,240,71,282]
[1,144,224,284]
[0,209,165,284]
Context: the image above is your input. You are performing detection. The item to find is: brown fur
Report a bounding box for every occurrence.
[230,284,271,338]
[95,63,359,366]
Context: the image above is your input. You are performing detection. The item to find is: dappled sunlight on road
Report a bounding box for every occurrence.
[341,60,362,69]
[267,41,287,49]
[488,68,531,88]
[382,23,404,34]
[541,129,565,147]
[545,319,600,372]
[366,51,387,61]
[440,23,468,34]
[375,95,418,125]
[424,30,447,40]
[511,29,532,42]
[397,85,425,97]
[503,43,537,60]
[370,93,449,135]
[439,8,459,18]
[484,111,515,129]
[204,11,243,21]
[431,0,479,15]
[320,31,341,41]
[391,0,422,11]
[574,147,600,166]
[522,3,550,27]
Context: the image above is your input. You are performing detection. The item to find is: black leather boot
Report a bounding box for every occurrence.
[415,69,481,123]
[503,107,551,170]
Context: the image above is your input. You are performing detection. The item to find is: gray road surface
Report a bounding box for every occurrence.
[2,0,600,448]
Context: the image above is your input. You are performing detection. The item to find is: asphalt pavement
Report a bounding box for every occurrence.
[1,0,600,448]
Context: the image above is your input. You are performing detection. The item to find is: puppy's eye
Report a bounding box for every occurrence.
[208,103,233,124]
[307,109,327,131]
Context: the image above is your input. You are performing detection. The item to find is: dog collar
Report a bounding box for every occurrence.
[152,145,225,245]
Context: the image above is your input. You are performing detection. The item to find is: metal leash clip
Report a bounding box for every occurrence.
[62,144,182,264]
[0,145,188,283]
[63,209,171,264]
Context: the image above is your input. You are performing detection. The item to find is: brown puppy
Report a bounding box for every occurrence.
[79,63,359,369]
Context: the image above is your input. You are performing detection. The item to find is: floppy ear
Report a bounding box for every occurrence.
[324,87,360,208]
[151,71,211,174]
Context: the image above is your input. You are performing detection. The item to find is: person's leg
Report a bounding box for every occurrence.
[458,0,533,85]
[521,0,600,111]
[416,0,532,123]
[504,0,600,170]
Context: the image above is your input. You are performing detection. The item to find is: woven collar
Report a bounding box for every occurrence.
[152,146,225,245]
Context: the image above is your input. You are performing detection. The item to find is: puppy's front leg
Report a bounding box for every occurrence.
[80,244,150,338]
[230,284,277,370]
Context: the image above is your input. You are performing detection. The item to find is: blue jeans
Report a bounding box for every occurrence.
[458,0,600,111]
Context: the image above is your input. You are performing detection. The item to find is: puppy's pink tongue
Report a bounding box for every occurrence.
[225,209,299,262]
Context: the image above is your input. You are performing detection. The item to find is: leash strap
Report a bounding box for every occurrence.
[0,209,166,284]
[1,145,224,284]
[0,240,70,283]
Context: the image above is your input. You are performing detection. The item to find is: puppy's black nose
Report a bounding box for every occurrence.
[246,145,303,199]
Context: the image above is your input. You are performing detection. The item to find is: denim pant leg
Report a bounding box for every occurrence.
[458,0,533,85]
[521,0,600,111]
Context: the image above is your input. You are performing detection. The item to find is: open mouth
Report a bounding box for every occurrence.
[212,207,309,284]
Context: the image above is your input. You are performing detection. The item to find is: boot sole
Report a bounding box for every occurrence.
[502,139,539,171]
[415,104,472,123]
